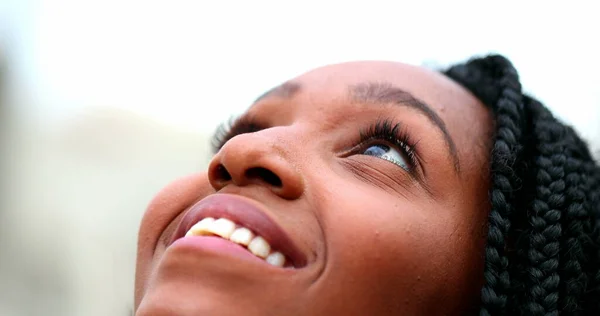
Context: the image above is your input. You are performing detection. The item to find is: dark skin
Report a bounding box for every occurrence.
[135,61,494,315]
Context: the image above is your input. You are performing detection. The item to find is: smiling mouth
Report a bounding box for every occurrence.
[169,193,308,269]
[184,217,289,268]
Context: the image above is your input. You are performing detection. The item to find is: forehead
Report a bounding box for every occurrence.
[292,61,485,121]
[256,61,493,170]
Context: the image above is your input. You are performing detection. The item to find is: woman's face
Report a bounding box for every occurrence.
[135,61,494,315]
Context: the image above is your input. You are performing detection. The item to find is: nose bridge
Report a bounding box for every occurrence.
[208,129,304,200]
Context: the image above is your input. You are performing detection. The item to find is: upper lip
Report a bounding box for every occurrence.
[170,193,307,268]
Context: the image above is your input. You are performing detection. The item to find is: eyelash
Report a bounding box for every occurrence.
[212,116,420,174]
[357,118,420,173]
[211,115,265,153]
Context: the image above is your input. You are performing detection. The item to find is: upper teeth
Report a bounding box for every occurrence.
[184,217,287,267]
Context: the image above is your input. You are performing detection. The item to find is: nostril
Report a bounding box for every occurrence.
[214,164,232,182]
[245,167,282,188]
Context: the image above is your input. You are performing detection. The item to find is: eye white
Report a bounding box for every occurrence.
[363,144,409,170]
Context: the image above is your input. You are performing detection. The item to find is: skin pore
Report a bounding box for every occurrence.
[135,61,495,315]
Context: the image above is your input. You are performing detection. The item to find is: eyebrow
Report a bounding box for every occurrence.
[254,81,302,103]
[350,81,460,172]
[254,80,460,173]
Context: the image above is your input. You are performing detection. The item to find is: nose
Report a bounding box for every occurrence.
[208,131,304,200]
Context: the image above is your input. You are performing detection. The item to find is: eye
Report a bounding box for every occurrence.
[363,143,411,171]
[355,119,419,175]
[211,114,266,153]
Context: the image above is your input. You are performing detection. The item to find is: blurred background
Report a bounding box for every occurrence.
[0,1,599,315]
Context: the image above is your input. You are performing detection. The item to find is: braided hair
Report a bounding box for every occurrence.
[443,55,600,315]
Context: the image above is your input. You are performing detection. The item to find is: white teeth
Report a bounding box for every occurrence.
[229,227,255,246]
[208,218,236,239]
[266,252,285,267]
[184,217,289,267]
[248,236,271,258]
[185,217,215,237]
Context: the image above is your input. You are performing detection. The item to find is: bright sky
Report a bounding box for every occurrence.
[2,0,599,145]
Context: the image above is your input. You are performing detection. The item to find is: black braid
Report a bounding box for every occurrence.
[443,55,600,315]
[524,98,565,315]
[584,162,600,312]
[556,122,591,314]
[445,55,525,315]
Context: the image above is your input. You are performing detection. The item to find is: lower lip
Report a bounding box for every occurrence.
[170,236,266,264]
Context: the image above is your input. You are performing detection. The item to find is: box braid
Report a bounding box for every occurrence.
[443,55,600,316]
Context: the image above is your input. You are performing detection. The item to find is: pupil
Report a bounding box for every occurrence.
[365,145,389,156]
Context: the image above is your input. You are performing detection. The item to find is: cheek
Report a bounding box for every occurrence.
[135,173,214,306]
[315,186,485,313]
